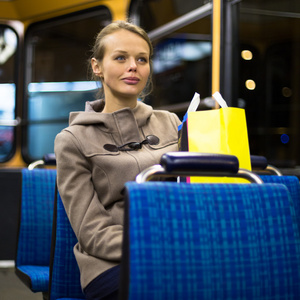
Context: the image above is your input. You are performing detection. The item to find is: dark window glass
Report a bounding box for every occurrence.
[24,8,111,162]
[0,26,18,162]
[239,0,300,166]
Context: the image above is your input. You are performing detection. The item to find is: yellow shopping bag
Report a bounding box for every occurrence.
[178,92,251,183]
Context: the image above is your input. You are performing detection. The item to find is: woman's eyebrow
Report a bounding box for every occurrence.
[113,50,127,53]
[113,49,149,55]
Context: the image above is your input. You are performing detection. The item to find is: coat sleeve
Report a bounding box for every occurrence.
[54,130,122,262]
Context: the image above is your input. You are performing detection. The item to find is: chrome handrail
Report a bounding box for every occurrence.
[136,165,264,184]
[28,160,45,170]
[0,117,21,127]
[148,2,212,42]
[266,165,282,176]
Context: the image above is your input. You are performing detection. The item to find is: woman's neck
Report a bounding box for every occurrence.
[102,95,138,113]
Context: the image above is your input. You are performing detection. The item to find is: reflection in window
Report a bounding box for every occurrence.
[153,39,211,73]
[0,27,17,64]
[0,27,17,162]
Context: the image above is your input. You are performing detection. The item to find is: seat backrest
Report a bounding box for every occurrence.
[16,168,57,267]
[121,181,300,300]
[49,191,84,300]
[260,175,300,228]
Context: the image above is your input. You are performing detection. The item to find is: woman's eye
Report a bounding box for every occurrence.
[115,56,125,61]
[138,57,148,63]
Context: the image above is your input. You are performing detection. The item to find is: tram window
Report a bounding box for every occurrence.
[0,26,18,162]
[131,0,212,117]
[239,0,300,166]
[24,8,111,162]
[149,36,211,117]
[265,42,292,128]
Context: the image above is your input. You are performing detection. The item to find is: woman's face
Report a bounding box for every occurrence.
[93,29,151,103]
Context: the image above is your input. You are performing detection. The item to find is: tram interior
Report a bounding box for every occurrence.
[0,0,300,298]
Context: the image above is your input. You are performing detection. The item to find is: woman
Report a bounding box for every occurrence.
[54,20,181,300]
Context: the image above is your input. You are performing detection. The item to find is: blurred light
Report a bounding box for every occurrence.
[281,134,289,144]
[28,81,99,92]
[0,83,15,109]
[237,98,246,108]
[0,28,18,65]
[153,40,211,73]
[181,42,211,61]
[282,87,292,98]
[245,79,256,90]
[241,50,253,60]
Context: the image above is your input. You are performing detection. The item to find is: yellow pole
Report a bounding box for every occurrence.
[212,0,221,107]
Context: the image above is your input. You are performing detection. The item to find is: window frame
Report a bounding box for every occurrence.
[0,23,21,163]
[22,6,111,163]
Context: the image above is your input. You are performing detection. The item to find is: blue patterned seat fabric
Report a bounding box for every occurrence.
[260,175,300,229]
[122,181,300,300]
[15,168,56,293]
[49,192,85,300]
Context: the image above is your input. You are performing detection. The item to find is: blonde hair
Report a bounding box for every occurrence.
[89,20,153,100]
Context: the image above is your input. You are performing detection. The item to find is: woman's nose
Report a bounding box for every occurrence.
[128,58,137,72]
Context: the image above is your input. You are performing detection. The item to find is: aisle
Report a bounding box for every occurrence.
[0,261,42,300]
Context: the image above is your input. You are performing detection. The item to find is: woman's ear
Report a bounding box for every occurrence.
[91,58,102,77]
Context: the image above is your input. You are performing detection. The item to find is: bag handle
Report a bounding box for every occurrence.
[212,92,228,108]
[186,92,228,114]
[187,93,201,113]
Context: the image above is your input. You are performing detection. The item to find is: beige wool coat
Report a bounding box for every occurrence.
[54,99,181,289]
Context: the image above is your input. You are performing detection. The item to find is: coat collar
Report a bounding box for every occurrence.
[68,99,153,131]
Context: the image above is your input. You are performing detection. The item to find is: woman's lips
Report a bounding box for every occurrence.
[122,77,140,85]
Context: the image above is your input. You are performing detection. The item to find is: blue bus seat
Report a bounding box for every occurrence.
[260,175,300,228]
[15,168,57,296]
[48,191,85,300]
[121,181,300,299]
